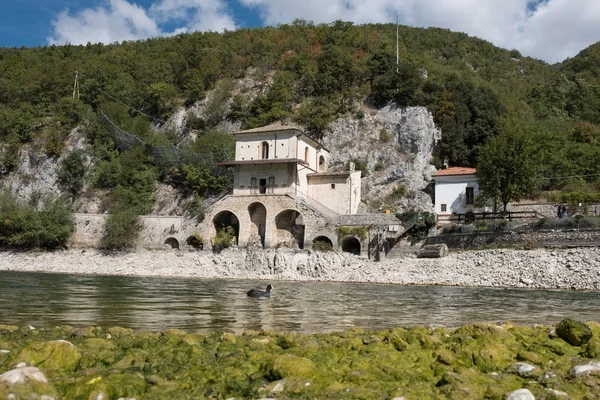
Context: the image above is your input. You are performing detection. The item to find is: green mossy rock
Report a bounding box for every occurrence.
[262,354,316,380]
[79,338,118,368]
[106,326,135,338]
[556,318,593,346]
[0,325,19,334]
[0,380,59,400]
[5,323,600,398]
[76,326,104,338]
[17,340,81,371]
[582,338,600,358]
[114,348,149,370]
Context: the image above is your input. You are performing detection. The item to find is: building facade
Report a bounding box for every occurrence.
[432,167,482,222]
[197,124,362,250]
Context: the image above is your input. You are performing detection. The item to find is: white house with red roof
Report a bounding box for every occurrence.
[432,167,481,221]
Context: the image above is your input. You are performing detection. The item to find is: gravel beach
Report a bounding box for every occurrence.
[1,247,600,290]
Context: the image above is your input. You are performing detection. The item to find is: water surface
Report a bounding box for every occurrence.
[1,271,599,333]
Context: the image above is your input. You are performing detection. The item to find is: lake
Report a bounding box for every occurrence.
[1,271,598,333]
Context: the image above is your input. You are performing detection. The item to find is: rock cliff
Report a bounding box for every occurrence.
[1,77,441,215]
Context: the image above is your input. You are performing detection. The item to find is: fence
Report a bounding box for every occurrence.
[99,111,234,183]
[437,210,539,224]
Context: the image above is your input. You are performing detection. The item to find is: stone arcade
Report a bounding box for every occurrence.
[198,124,364,251]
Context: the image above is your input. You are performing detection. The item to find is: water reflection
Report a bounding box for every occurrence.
[1,271,599,333]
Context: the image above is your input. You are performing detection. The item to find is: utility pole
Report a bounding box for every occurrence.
[396,13,399,72]
[72,71,80,100]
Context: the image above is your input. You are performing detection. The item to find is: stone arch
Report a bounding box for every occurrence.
[186,235,203,250]
[248,202,267,247]
[319,155,326,171]
[342,237,361,255]
[260,141,269,159]
[164,237,180,249]
[212,210,240,245]
[312,235,333,251]
[274,209,305,249]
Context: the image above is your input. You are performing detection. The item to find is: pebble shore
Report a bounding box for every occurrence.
[0,247,599,290]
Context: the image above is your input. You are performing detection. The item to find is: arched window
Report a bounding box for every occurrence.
[319,155,326,171]
[260,142,269,159]
[304,147,309,163]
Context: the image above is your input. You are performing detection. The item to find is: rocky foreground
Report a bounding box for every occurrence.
[1,319,600,399]
[0,247,600,290]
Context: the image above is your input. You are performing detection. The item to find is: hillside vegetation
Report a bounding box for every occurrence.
[1,20,600,219]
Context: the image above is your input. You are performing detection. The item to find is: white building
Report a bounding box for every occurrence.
[203,123,362,250]
[432,167,481,223]
[223,123,362,215]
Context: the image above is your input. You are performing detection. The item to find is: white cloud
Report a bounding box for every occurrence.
[48,0,236,45]
[238,0,600,63]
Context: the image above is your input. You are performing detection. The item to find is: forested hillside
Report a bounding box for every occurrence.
[1,20,600,218]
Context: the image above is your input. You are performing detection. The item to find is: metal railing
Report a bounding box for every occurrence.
[438,210,539,224]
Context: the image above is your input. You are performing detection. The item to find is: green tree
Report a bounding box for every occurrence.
[476,121,540,212]
[57,150,86,198]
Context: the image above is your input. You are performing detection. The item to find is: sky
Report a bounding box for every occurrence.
[1,0,599,64]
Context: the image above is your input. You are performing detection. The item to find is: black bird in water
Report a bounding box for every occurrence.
[246,284,273,298]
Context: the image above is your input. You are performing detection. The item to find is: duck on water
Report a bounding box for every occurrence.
[247,284,273,298]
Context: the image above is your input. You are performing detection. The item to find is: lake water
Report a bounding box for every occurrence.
[1,271,599,333]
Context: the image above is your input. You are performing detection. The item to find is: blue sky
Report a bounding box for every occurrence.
[1,0,599,63]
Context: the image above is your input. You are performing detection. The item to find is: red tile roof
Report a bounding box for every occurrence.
[432,167,477,177]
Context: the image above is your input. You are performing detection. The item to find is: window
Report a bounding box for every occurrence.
[260,141,269,159]
[268,177,275,193]
[466,187,475,205]
[441,204,447,212]
[259,178,267,194]
[250,178,257,194]
[331,184,336,189]
[304,147,309,163]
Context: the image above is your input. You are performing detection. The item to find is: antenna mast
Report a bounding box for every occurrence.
[72,70,80,100]
[396,13,399,72]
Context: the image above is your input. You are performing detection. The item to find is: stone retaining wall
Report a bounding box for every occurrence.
[424,229,600,249]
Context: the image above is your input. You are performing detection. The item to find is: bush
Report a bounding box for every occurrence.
[345,158,368,178]
[57,150,86,198]
[535,217,598,230]
[459,224,477,234]
[486,220,509,232]
[396,210,436,241]
[391,184,408,199]
[0,192,74,250]
[440,223,459,234]
[312,240,333,252]
[99,208,141,250]
[379,128,390,142]
[211,227,236,253]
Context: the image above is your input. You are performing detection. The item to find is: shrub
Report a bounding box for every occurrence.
[211,226,236,253]
[440,223,459,234]
[396,210,436,240]
[345,158,368,178]
[379,128,390,142]
[459,224,477,234]
[99,208,141,250]
[374,162,384,172]
[391,184,408,199]
[57,150,86,198]
[486,220,509,232]
[312,240,333,252]
[536,217,598,230]
[0,192,74,250]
